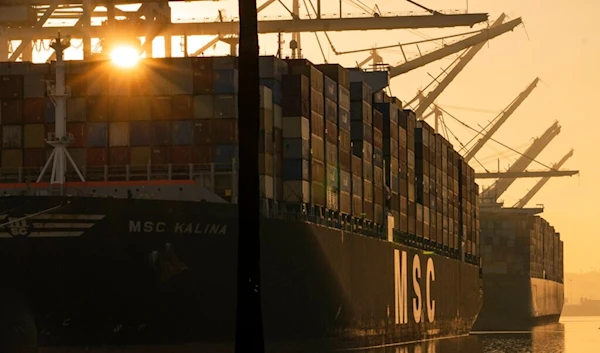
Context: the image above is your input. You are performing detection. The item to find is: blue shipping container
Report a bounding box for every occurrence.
[44,98,55,123]
[374,102,399,123]
[283,159,310,181]
[151,121,172,146]
[259,78,282,105]
[130,121,150,146]
[214,95,238,119]
[213,69,239,94]
[259,56,287,81]
[172,120,193,146]
[214,144,239,164]
[86,123,108,147]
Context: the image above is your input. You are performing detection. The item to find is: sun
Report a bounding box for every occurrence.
[110,46,140,68]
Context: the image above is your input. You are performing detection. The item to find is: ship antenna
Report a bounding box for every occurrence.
[36,32,86,194]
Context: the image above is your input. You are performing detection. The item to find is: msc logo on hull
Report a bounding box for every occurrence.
[394,249,436,325]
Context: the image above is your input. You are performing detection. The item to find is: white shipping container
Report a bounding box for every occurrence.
[2,125,22,148]
[260,108,274,132]
[283,180,310,203]
[260,175,274,199]
[23,74,46,99]
[273,104,283,130]
[109,122,130,146]
[259,86,273,110]
[282,116,309,139]
[326,187,339,211]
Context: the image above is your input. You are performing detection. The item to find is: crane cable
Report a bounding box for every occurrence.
[302,0,327,63]
[435,105,558,172]
[437,110,490,173]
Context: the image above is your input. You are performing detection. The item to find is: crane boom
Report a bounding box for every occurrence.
[512,149,575,207]
[389,17,522,77]
[0,12,490,39]
[476,170,577,179]
[480,121,561,201]
[414,13,507,118]
[463,77,540,162]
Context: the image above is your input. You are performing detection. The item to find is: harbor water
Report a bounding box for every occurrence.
[363,317,599,353]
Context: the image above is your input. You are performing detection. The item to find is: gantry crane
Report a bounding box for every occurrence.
[479,121,561,203]
[462,78,540,162]
[351,16,521,77]
[410,13,506,119]
[0,0,490,61]
[512,149,575,208]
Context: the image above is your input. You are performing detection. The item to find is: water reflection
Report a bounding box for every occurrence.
[365,323,566,353]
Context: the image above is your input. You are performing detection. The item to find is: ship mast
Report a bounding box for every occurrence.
[36,32,86,192]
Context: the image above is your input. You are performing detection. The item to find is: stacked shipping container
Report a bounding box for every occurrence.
[0,56,487,262]
[349,82,374,221]
[316,64,351,214]
[480,212,564,283]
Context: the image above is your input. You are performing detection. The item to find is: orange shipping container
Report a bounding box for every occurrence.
[2,149,23,169]
[130,146,151,166]
[67,122,86,148]
[24,124,46,148]
[130,96,152,121]
[24,148,46,167]
[108,97,130,122]
[151,97,172,120]
[109,146,129,165]
[87,147,107,166]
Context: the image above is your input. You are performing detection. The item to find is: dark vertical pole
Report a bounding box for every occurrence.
[236,0,264,352]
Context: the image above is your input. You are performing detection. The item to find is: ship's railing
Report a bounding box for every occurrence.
[0,163,480,266]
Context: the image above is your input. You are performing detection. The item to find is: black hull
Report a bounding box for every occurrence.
[0,196,482,351]
[472,274,564,331]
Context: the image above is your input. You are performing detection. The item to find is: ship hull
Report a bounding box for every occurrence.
[472,274,564,331]
[0,196,482,351]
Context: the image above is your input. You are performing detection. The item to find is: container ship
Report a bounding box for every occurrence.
[472,206,564,331]
[0,53,482,351]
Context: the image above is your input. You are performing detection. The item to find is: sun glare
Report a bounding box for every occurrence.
[111,46,140,68]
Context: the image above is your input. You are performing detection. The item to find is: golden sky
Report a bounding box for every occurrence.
[30,0,595,272]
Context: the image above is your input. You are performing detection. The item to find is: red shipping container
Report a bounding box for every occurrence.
[108,97,130,122]
[0,75,24,99]
[1,99,23,124]
[23,98,45,123]
[212,119,238,144]
[151,146,169,165]
[24,148,46,167]
[151,97,172,120]
[87,97,109,122]
[109,146,129,165]
[87,147,107,166]
[192,145,213,164]
[67,122,86,148]
[171,95,194,120]
[193,120,213,145]
[169,146,191,164]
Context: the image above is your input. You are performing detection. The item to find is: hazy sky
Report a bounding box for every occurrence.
[35,0,595,272]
